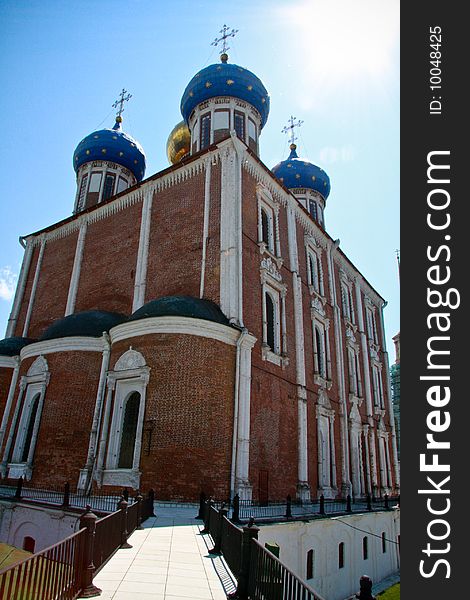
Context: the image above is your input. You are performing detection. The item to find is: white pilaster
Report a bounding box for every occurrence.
[22,238,46,338]
[132,189,153,312]
[234,333,256,500]
[6,240,33,338]
[65,222,87,316]
[78,333,111,492]
[0,358,20,450]
[220,144,242,323]
[327,243,351,495]
[0,378,26,474]
[200,159,212,298]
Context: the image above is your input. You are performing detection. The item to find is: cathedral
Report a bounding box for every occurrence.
[0,34,399,504]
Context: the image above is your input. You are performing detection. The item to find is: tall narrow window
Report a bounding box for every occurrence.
[117,176,128,194]
[382,532,387,553]
[363,536,368,560]
[102,174,115,201]
[77,174,88,211]
[248,118,257,152]
[200,113,211,149]
[261,208,270,247]
[213,110,229,142]
[306,549,314,579]
[234,111,245,140]
[338,542,345,568]
[309,199,318,221]
[266,293,275,351]
[21,394,40,463]
[314,326,327,378]
[118,392,141,469]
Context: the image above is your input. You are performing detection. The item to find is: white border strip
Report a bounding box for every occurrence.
[20,337,104,360]
[110,316,240,347]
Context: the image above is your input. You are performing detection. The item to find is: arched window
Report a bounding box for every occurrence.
[315,327,327,378]
[261,208,270,247]
[266,293,275,351]
[306,549,314,579]
[21,394,40,463]
[118,392,141,469]
[338,542,345,568]
[363,536,368,560]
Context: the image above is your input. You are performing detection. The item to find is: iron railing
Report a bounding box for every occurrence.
[248,538,326,600]
[0,492,155,599]
[0,528,86,600]
[235,493,400,522]
[0,480,142,514]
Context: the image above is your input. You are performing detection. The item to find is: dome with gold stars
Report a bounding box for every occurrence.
[166,121,191,164]
[272,144,331,200]
[73,118,146,182]
[180,55,270,128]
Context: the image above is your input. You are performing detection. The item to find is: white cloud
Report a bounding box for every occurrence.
[319,144,356,164]
[276,0,399,109]
[0,266,17,302]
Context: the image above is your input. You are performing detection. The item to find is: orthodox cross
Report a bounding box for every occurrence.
[211,24,238,54]
[282,116,304,145]
[112,88,132,119]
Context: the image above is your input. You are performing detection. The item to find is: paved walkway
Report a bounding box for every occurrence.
[94,505,236,600]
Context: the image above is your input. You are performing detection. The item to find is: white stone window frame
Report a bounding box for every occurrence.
[257,186,282,264]
[371,361,385,411]
[102,349,150,489]
[6,356,50,481]
[316,389,337,497]
[340,272,356,326]
[377,428,393,493]
[261,279,288,367]
[365,298,379,346]
[311,310,332,389]
[305,238,325,298]
[345,331,363,401]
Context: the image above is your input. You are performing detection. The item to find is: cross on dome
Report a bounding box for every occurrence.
[211,24,238,59]
[112,88,132,121]
[282,115,304,146]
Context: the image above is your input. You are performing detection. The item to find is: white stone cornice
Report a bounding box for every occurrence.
[20,337,104,360]
[110,316,254,348]
[0,356,17,368]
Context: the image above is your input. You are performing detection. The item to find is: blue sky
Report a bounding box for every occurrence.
[0,0,399,357]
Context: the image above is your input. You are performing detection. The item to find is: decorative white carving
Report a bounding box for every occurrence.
[346,326,356,343]
[260,257,282,282]
[311,296,326,317]
[115,348,146,371]
[27,356,48,377]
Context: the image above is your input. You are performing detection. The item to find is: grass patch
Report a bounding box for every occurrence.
[378,583,400,600]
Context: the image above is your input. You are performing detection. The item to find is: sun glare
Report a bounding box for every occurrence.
[276,0,399,109]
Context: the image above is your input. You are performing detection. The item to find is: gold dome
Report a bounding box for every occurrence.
[166,121,191,165]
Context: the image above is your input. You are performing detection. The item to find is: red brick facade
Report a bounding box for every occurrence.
[0,136,399,502]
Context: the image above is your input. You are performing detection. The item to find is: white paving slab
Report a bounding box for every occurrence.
[93,505,236,600]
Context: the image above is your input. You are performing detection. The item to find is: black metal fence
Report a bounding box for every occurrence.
[0,479,154,514]
[0,492,155,599]
[248,538,325,600]
[200,501,326,600]
[233,493,400,522]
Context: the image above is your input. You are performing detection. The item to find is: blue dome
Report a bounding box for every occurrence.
[73,120,146,182]
[181,58,270,128]
[272,145,331,200]
[130,296,229,326]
